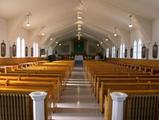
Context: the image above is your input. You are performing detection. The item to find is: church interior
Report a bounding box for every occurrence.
[0,0,159,120]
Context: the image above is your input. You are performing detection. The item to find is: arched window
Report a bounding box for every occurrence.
[21,38,25,57]
[122,44,125,58]
[112,46,116,58]
[106,48,109,58]
[120,44,122,58]
[120,44,125,58]
[33,42,36,57]
[33,42,39,57]
[16,37,21,58]
[133,40,137,59]
[36,43,39,57]
[138,40,142,59]
[133,40,142,59]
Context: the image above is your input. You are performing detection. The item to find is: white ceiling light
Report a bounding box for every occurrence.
[129,15,133,28]
[78,24,82,28]
[77,16,82,20]
[77,11,82,20]
[105,38,109,41]
[26,12,31,27]
[41,32,45,36]
[100,42,103,44]
[50,38,53,41]
[78,27,81,31]
[113,27,117,37]
[76,20,83,25]
[97,44,100,47]
[40,26,46,36]
[76,0,84,40]
[114,33,117,37]
[56,41,58,44]
[129,24,133,28]
[59,43,62,46]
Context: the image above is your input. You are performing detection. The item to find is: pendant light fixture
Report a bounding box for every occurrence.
[50,38,53,41]
[76,0,84,41]
[40,26,46,36]
[113,27,117,37]
[128,14,133,28]
[105,38,109,41]
[26,12,31,27]
[105,34,109,41]
[77,11,82,20]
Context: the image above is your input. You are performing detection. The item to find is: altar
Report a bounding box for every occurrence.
[74,55,84,65]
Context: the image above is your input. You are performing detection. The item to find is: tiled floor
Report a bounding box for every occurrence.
[51,65,103,120]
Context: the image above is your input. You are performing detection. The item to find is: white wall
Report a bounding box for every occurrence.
[0,16,40,58]
[86,40,100,56]
[127,16,152,59]
[110,16,152,59]
[0,18,8,57]
[151,18,159,59]
[54,40,72,55]
[0,14,159,60]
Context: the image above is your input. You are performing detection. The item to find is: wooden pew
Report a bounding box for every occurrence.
[92,73,154,93]
[0,60,74,119]
[99,82,159,113]
[106,58,159,74]
[104,89,159,120]
[84,60,159,119]
[0,75,62,100]
[95,76,159,98]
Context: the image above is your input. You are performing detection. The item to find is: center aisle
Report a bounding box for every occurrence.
[51,65,103,120]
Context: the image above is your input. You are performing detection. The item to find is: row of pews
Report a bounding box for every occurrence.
[107,58,159,74]
[0,60,74,120]
[84,60,159,120]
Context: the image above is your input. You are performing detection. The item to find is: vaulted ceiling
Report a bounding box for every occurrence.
[0,0,158,47]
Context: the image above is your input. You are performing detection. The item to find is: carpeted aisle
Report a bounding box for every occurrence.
[51,64,103,120]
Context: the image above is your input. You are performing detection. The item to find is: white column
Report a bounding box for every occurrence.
[110,92,128,120]
[29,91,47,120]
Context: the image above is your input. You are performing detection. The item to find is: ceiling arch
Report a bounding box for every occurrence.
[0,0,158,47]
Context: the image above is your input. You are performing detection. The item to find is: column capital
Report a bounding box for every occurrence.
[110,92,128,102]
[30,91,47,101]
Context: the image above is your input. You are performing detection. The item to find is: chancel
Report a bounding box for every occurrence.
[0,0,159,120]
